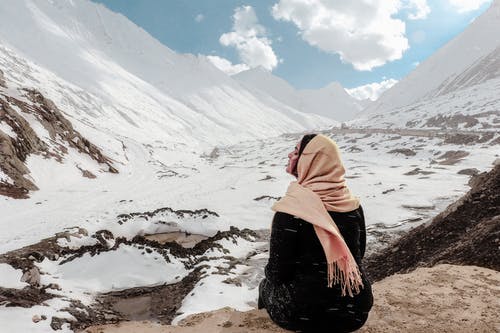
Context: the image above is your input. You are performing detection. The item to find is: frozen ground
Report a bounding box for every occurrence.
[1,127,498,331]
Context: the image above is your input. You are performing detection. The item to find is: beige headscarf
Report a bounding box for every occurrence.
[272,134,363,297]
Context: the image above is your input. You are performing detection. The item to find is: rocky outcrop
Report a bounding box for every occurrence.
[0,69,5,88]
[0,79,117,198]
[365,163,500,281]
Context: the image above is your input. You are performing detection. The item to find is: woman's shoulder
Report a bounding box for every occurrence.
[273,211,302,222]
[272,211,304,229]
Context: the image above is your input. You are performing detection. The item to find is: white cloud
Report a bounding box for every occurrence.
[220,6,278,71]
[271,0,410,71]
[447,0,492,13]
[346,79,398,101]
[405,0,431,20]
[195,14,204,22]
[206,55,250,75]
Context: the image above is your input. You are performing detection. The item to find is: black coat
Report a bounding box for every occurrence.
[258,206,373,332]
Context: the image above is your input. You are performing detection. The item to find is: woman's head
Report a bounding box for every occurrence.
[295,134,346,186]
[286,134,317,177]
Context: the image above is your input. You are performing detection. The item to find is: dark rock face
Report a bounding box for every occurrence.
[0,82,117,198]
[0,69,6,88]
[365,164,500,282]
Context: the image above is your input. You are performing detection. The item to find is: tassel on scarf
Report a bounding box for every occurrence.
[327,256,364,297]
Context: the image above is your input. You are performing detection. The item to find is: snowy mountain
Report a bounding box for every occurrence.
[358,0,500,122]
[0,0,339,198]
[233,67,365,121]
[0,0,332,151]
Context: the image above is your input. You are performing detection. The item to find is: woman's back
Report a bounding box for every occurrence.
[261,207,373,332]
[259,134,373,332]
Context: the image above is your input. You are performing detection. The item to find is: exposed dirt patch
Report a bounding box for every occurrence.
[443,133,480,145]
[0,69,5,87]
[489,135,500,145]
[253,195,281,201]
[347,145,363,152]
[403,168,435,176]
[0,182,29,199]
[144,232,208,248]
[117,207,219,225]
[0,85,117,199]
[387,148,416,156]
[0,286,54,308]
[258,175,276,181]
[76,166,97,179]
[457,168,480,176]
[433,150,469,165]
[425,113,479,129]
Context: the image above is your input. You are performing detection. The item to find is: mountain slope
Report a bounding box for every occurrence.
[0,72,118,198]
[0,0,332,150]
[233,67,365,121]
[365,163,500,282]
[362,0,500,115]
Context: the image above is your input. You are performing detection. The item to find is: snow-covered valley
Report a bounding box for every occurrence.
[1,0,499,331]
[1,120,498,331]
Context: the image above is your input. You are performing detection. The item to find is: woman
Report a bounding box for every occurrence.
[258,134,373,332]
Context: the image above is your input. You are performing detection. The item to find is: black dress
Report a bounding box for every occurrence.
[258,206,373,332]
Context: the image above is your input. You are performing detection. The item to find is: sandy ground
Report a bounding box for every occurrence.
[83,264,500,333]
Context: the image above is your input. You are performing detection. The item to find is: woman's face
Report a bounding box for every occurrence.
[286,140,301,177]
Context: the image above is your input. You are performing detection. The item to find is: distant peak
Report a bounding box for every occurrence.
[235,65,273,78]
[251,65,271,73]
[325,81,344,90]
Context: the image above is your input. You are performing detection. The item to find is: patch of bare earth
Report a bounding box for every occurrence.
[0,80,117,199]
[432,150,470,165]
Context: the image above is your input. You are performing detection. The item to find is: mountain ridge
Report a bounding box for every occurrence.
[361,0,500,116]
[233,67,365,121]
[0,0,333,150]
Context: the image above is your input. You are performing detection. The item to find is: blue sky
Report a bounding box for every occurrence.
[92,0,492,99]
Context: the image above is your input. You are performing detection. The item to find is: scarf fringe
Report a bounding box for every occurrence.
[327,256,364,297]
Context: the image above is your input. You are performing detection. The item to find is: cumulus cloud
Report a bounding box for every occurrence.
[219,6,278,71]
[206,55,250,75]
[271,0,410,71]
[346,79,399,101]
[405,0,431,20]
[447,0,492,13]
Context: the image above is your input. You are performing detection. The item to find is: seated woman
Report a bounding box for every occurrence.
[258,134,373,333]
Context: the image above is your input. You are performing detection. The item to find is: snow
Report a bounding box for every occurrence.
[173,264,258,324]
[2,129,495,252]
[37,244,189,301]
[0,0,332,150]
[233,66,366,121]
[0,121,17,139]
[0,263,29,289]
[352,76,500,130]
[0,169,12,183]
[0,298,74,333]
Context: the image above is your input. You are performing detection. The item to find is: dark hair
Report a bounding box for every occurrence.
[298,134,317,156]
